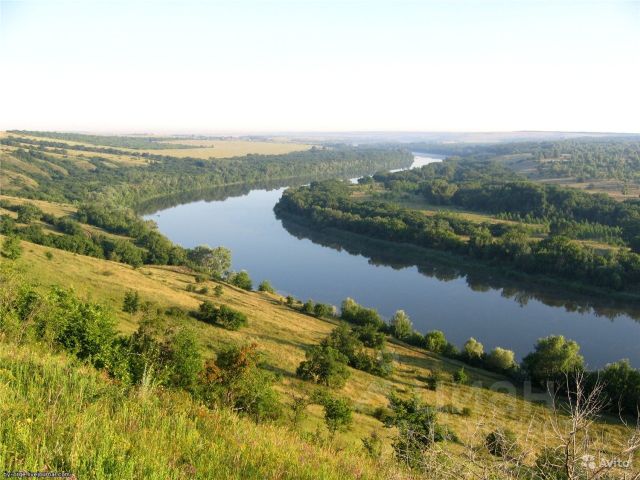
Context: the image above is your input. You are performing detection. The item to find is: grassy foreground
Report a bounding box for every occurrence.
[0,343,398,479]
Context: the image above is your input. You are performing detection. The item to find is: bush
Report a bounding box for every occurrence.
[1,235,22,260]
[485,428,520,459]
[45,251,54,260]
[313,302,334,318]
[195,301,248,330]
[487,347,517,372]
[122,290,140,313]
[322,395,353,435]
[386,394,453,469]
[424,330,447,354]
[46,288,118,370]
[390,310,413,340]
[340,297,384,329]
[424,370,444,391]
[198,286,209,294]
[463,337,484,362]
[302,299,315,315]
[296,345,350,388]
[214,285,223,296]
[16,203,42,223]
[453,367,468,384]
[258,280,275,293]
[165,328,202,391]
[200,343,281,422]
[230,271,253,291]
[522,335,585,387]
[354,324,386,349]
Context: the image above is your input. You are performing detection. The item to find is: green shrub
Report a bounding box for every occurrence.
[1,235,22,260]
[195,301,248,330]
[214,285,224,297]
[453,367,468,384]
[424,330,447,354]
[122,290,140,313]
[200,343,281,422]
[258,280,275,294]
[296,345,350,388]
[321,395,353,435]
[230,271,253,291]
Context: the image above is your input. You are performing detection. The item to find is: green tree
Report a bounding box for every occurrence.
[230,270,253,291]
[313,302,334,318]
[322,395,353,436]
[302,299,315,315]
[1,235,22,260]
[122,290,140,313]
[200,343,281,422]
[601,359,640,416]
[453,367,468,384]
[385,394,451,469]
[296,345,350,388]
[463,337,484,362]
[258,280,275,293]
[16,203,42,223]
[522,335,585,387]
[165,328,202,391]
[424,330,447,354]
[487,347,516,372]
[390,310,413,340]
[187,245,231,279]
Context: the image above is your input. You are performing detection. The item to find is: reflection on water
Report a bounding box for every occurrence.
[278,216,640,323]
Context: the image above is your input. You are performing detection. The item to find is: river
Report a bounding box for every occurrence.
[144,153,640,368]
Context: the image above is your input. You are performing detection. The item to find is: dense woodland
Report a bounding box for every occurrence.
[406,138,640,183]
[275,162,640,292]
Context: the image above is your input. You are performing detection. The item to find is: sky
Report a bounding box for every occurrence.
[0,0,639,134]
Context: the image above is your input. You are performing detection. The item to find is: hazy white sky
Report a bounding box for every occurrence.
[1,0,639,133]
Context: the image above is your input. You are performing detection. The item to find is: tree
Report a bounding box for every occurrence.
[322,395,353,436]
[600,359,640,415]
[313,302,333,318]
[200,343,281,422]
[453,367,468,384]
[390,310,413,340]
[424,330,447,354]
[522,335,585,387]
[122,290,140,313]
[16,203,42,223]
[302,299,315,315]
[187,245,231,279]
[258,280,275,294]
[230,270,252,291]
[1,235,22,260]
[385,394,451,469]
[296,345,350,388]
[486,347,516,372]
[463,337,484,362]
[165,328,202,391]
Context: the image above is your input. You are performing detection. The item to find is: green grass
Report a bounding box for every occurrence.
[0,343,398,479]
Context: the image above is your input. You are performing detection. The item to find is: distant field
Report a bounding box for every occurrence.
[155,139,312,158]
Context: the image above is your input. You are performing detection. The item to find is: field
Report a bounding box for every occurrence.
[3,235,636,471]
[156,139,312,158]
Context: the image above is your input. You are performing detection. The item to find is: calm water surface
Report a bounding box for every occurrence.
[145,154,640,368]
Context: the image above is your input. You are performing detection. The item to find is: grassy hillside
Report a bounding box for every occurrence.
[3,236,638,478]
[0,343,399,479]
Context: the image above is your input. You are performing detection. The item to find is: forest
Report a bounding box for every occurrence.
[275,161,640,293]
